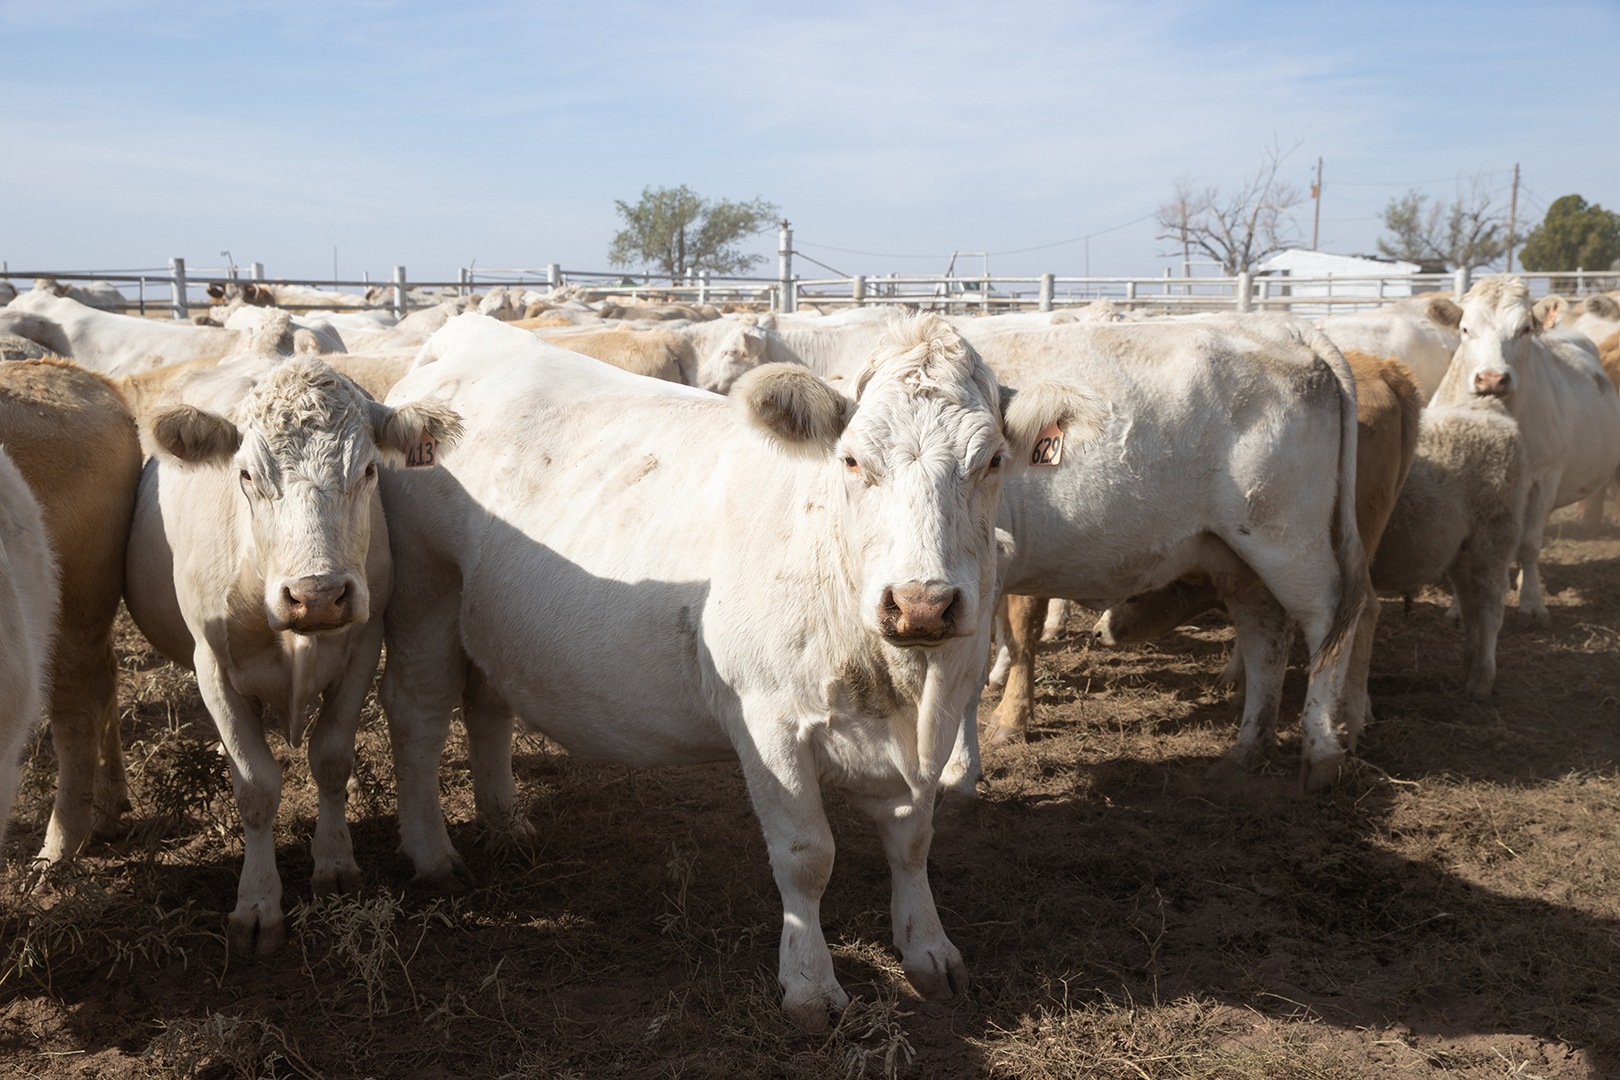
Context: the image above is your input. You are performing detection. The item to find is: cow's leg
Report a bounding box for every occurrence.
[939,686,985,804]
[35,632,125,862]
[195,652,285,955]
[984,593,1011,691]
[848,790,967,1003]
[380,587,470,889]
[461,666,533,843]
[1040,598,1070,641]
[1515,478,1558,624]
[733,712,845,1031]
[1341,570,1379,749]
[305,630,380,897]
[1215,590,1290,775]
[987,593,1046,743]
[1451,532,1513,702]
[1579,484,1606,529]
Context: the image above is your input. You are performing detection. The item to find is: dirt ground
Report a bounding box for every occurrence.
[1,506,1617,1079]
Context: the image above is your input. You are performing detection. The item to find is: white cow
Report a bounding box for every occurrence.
[1431,276,1620,621]
[6,291,312,375]
[124,354,460,953]
[1316,293,1463,400]
[378,313,1100,1028]
[0,448,60,856]
[944,313,1369,794]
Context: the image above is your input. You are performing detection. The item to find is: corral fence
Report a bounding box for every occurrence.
[4,257,1618,320]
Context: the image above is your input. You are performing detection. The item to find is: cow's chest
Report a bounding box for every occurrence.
[225,618,355,734]
[806,650,927,796]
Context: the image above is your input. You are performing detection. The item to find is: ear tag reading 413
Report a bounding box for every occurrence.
[1029,422,1064,467]
[405,432,438,469]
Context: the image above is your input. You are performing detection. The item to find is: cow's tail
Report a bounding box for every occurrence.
[1307,327,1370,675]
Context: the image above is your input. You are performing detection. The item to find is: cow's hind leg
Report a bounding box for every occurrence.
[848,790,966,1003]
[1213,589,1289,779]
[306,629,381,897]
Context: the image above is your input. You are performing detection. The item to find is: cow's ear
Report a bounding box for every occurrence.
[149,405,241,465]
[734,363,850,454]
[1001,381,1109,470]
[1423,294,1463,329]
[368,398,464,465]
[1532,294,1565,331]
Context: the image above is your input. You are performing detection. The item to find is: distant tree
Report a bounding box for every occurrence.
[608,185,779,281]
[1518,194,1620,274]
[1377,178,1507,270]
[1155,142,1303,275]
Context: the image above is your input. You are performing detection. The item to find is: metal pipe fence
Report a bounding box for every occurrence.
[5,260,1618,320]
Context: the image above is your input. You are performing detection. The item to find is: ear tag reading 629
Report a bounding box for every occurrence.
[1028,422,1064,467]
[405,432,438,469]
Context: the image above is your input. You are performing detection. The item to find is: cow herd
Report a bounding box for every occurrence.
[0,273,1618,1030]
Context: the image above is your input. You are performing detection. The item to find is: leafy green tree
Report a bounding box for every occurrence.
[1377,182,1506,269]
[1518,194,1620,273]
[608,185,779,281]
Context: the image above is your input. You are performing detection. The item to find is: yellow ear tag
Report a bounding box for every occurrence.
[1028,422,1064,467]
[405,432,438,469]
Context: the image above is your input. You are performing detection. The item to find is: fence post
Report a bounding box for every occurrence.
[1257,278,1270,308]
[1235,271,1252,313]
[1453,266,1470,300]
[1038,273,1054,312]
[778,220,794,314]
[169,257,188,320]
[457,268,470,297]
[852,275,866,306]
[697,270,710,305]
[1124,279,1137,310]
[392,265,407,319]
[250,261,264,281]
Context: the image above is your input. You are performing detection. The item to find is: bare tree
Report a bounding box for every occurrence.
[1156,143,1304,275]
[1377,175,1507,270]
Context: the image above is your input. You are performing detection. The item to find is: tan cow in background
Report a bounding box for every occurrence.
[0,359,142,861]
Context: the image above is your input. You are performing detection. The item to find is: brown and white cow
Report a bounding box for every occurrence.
[0,359,143,861]
[124,354,460,953]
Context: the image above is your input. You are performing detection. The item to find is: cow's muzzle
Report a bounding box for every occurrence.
[1473,370,1512,397]
[276,574,358,633]
[879,582,964,644]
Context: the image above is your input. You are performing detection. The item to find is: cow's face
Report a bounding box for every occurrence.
[1451,277,1544,401]
[734,316,1106,648]
[699,320,769,394]
[149,357,461,634]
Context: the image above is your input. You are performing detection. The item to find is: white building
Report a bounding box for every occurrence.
[1256,249,1432,316]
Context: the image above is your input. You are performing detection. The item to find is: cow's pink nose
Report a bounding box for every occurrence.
[280,575,354,632]
[880,583,963,643]
[1474,370,1511,397]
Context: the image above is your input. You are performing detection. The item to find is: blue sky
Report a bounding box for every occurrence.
[3,0,1616,284]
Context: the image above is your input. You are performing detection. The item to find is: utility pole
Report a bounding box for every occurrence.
[1506,162,1521,273]
[1310,156,1324,251]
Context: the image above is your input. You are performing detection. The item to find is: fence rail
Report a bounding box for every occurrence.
[5,258,1619,320]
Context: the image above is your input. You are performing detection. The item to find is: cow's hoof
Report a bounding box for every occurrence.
[1206,750,1259,785]
[409,855,474,895]
[481,814,538,849]
[227,907,286,957]
[904,949,968,1001]
[986,725,1026,747]
[1299,751,1347,794]
[312,860,362,896]
[1521,608,1551,627]
[783,987,851,1033]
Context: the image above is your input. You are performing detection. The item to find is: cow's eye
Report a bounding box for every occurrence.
[364,462,378,481]
[988,452,1004,472]
[843,455,859,472]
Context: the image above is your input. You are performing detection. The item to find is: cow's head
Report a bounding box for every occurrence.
[734,314,1106,647]
[698,315,774,394]
[1445,276,1543,402]
[148,356,462,634]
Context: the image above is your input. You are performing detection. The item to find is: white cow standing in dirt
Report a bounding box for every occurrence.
[124,354,460,953]
[1431,276,1620,621]
[378,314,1101,1028]
[0,449,60,856]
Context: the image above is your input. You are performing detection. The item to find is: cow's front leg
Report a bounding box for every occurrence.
[196,652,285,955]
[462,666,533,844]
[987,593,1046,743]
[1515,478,1558,624]
[733,715,845,1031]
[848,790,966,1003]
[306,631,380,896]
